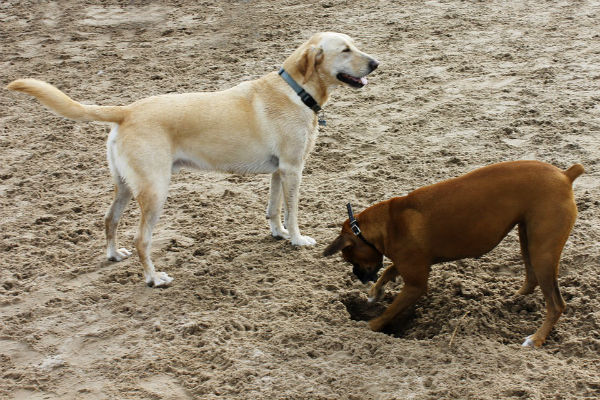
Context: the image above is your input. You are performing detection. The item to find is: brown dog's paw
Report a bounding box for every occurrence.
[367,285,384,303]
[368,318,386,332]
[516,284,537,296]
[522,335,544,348]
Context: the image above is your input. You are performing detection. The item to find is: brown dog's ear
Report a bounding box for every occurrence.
[299,46,324,84]
[323,235,352,257]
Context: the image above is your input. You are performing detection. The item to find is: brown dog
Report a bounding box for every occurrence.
[324,160,583,347]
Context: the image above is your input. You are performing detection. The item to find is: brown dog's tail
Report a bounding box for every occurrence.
[7,79,127,123]
[563,163,585,183]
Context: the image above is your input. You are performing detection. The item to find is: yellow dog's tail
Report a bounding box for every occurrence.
[563,163,585,183]
[7,79,127,123]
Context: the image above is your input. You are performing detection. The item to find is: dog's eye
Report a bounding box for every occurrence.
[342,47,351,53]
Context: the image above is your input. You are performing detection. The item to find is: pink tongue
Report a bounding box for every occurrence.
[360,77,368,85]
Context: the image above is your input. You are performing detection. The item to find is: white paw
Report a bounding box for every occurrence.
[368,285,383,302]
[107,248,132,262]
[271,226,291,240]
[147,271,174,288]
[291,235,316,246]
[522,335,535,347]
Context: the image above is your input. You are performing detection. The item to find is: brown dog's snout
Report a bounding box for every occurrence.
[352,262,380,284]
[368,59,379,72]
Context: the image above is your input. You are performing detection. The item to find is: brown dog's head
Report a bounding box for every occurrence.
[323,221,384,284]
[283,32,379,96]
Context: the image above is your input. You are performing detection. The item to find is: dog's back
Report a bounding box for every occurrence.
[399,160,583,262]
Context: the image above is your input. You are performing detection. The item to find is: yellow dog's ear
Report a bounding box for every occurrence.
[299,45,324,84]
[323,234,352,257]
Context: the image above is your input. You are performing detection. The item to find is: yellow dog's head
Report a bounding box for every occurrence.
[284,32,379,94]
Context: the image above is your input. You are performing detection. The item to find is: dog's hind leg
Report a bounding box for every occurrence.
[266,171,290,239]
[521,207,574,347]
[117,133,173,288]
[105,180,133,261]
[521,249,566,347]
[135,181,173,288]
[516,223,537,295]
[105,126,133,261]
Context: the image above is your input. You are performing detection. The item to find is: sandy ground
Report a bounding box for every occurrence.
[1,1,600,399]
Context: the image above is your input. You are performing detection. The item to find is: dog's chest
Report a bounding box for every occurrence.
[304,125,318,158]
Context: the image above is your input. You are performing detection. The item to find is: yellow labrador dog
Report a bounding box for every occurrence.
[7,32,379,287]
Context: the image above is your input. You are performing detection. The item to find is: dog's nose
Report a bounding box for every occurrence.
[369,59,379,72]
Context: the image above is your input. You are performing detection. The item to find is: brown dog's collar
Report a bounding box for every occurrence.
[346,203,381,253]
[278,68,321,113]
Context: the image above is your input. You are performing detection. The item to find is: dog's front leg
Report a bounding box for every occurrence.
[279,163,315,246]
[368,264,399,303]
[266,171,290,239]
[368,267,428,332]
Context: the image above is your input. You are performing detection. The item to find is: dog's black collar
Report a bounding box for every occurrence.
[278,68,321,113]
[346,203,381,253]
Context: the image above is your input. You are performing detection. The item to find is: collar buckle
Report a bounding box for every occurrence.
[279,68,321,113]
[299,90,310,102]
[350,221,361,236]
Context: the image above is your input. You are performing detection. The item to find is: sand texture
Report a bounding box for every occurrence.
[1,1,599,399]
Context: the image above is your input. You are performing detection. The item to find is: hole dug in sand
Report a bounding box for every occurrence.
[340,291,420,338]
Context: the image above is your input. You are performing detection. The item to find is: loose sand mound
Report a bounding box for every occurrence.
[1,1,599,399]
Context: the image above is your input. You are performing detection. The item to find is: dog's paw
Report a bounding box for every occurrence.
[522,336,534,347]
[107,248,132,262]
[368,285,383,303]
[521,335,542,348]
[516,283,536,296]
[271,227,291,240]
[368,318,385,332]
[291,235,316,246]
[147,271,174,288]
